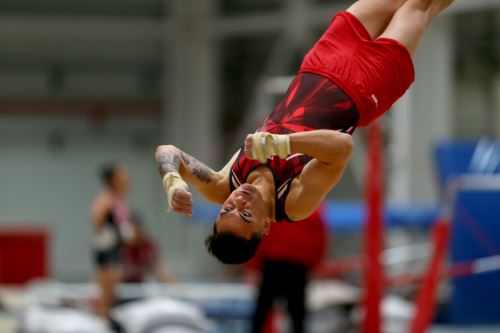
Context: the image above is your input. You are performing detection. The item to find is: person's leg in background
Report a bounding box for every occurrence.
[378,0,454,55]
[94,248,122,321]
[346,0,410,39]
[251,262,282,333]
[95,265,121,318]
[283,263,308,333]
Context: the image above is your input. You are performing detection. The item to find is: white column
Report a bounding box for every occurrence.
[389,91,413,203]
[159,0,220,278]
[412,17,454,202]
[163,0,219,165]
[389,17,454,203]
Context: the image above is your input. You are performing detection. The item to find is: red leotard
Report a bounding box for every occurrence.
[300,11,415,126]
[230,11,415,221]
[230,73,358,221]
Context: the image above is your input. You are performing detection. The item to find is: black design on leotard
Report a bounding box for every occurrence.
[231,73,359,221]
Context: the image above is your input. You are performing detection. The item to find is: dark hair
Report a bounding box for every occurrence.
[205,224,262,265]
[100,163,119,186]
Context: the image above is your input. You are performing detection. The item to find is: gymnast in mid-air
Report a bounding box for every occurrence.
[156,0,454,264]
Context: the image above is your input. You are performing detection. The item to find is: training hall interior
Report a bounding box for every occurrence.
[0,0,500,332]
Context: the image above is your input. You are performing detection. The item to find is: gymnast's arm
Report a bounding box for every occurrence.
[90,192,112,230]
[285,130,354,220]
[155,145,232,210]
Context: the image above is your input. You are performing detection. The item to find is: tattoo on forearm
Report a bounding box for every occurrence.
[181,152,215,184]
[193,166,214,184]
[157,152,180,175]
[180,153,191,167]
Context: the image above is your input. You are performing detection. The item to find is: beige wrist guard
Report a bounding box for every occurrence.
[162,172,188,210]
[249,132,291,163]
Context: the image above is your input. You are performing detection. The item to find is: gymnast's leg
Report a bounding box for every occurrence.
[346,0,409,39]
[95,265,120,318]
[378,0,454,56]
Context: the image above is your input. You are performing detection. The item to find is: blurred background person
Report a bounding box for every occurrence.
[90,164,134,320]
[245,206,328,333]
[121,211,175,284]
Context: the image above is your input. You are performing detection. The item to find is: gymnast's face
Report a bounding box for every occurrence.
[216,184,271,239]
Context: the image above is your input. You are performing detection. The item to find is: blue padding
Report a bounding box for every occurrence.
[434,140,500,195]
[191,202,220,222]
[450,189,500,325]
[434,140,478,190]
[189,200,438,231]
[323,201,438,231]
[197,300,254,319]
[322,201,363,230]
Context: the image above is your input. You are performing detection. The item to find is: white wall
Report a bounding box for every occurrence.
[0,116,163,281]
[388,17,453,204]
[455,77,495,137]
[0,116,225,281]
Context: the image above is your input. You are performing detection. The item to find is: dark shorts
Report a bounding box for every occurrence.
[94,247,121,267]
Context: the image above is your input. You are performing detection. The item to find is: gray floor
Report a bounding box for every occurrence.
[3,311,500,333]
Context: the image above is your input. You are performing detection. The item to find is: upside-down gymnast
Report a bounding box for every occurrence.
[156,0,454,264]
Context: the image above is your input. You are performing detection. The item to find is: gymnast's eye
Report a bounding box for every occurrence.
[241,210,252,219]
[223,207,233,212]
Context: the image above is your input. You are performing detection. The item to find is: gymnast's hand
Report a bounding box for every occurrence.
[156,144,227,212]
[170,187,193,217]
[161,171,192,217]
[244,132,291,163]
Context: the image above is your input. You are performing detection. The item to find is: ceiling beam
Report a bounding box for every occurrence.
[0,0,164,17]
[447,0,500,14]
[0,0,498,66]
[0,98,161,118]
[0,15,166,65]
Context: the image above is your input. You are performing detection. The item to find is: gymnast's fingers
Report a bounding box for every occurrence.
[171,199,192,213]
[172,206,192,217]
[173,189,192,204]
[170,187,190,203]
[171,194,192,216]
[244,134,254,159]
[172,197,192,210]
